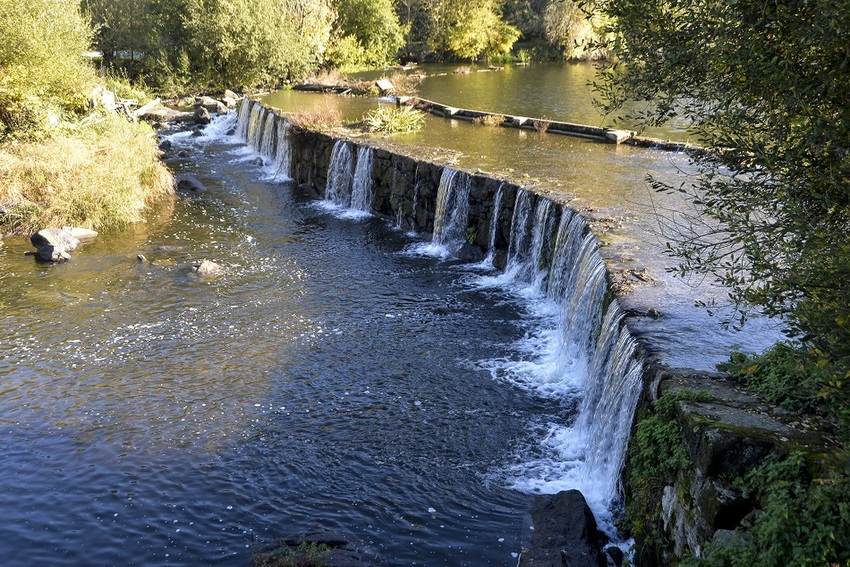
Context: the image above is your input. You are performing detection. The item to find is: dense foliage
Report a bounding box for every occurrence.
[0,0,95,139]
[84,0,604,90]
[684,452,850,567]
[588,0,850,421]
[0,0,172,234]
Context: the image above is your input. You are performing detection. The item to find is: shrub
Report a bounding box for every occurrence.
[363,105,425,135]
[250,541,331,567]
[473,114,505,127]
[287,105,344,133]
[0,0,96,139]
[0,110,173,234]
[624,395,691,547]
[685,452,850,567]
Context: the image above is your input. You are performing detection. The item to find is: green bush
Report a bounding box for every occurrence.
[624,394,691,547]
[685,452,850,567]
[363,105,426,135]
[0,0,96,139]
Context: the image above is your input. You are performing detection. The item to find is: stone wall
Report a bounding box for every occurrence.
[288,125,520,266]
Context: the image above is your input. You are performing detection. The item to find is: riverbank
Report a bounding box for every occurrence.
[0,109,173,237]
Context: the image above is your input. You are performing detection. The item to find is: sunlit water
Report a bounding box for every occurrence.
[0,126,578,566]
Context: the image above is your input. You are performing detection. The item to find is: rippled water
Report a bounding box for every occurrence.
[0,131,575,565]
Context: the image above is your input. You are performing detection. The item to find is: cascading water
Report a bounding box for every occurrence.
[350,146,374,212]
[494,190,642,534]
[484,184,504,266]
[274,119,292,180]
[325,141,355,208]
[432,168,470,252]
[236,99,253,140]
[245,104,263,149]
[259,113,276,157]
[232,104,644,537]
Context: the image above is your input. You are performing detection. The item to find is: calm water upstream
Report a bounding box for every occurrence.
[0,128,566,565]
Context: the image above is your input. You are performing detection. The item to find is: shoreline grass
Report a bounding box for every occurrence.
[0,110,173,235]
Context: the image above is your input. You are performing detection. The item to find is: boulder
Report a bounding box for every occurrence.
[456,243,485,262]
[31,228,79,253]
[222,96,237,108]
[176,175,206,192]
[34,245,72,263]
[215,101,228,115]
[195,96,219,111]
[520,490,607,567]
[192,259,223,277]
[159,139,173,152]
[61,227,98,243]
[193,106,211,125]
[224,89,239,100]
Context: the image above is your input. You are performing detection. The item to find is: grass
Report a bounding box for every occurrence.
[473,114,506,127]
[287,104,344,133]
[532,118,551,133]
[363,105,425,135]
[0,109,173,235]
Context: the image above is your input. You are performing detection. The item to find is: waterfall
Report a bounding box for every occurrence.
[259,113,276,157]
[484,184,505,266]
[496,193,642,532]
[507,189,535,274]
[274,119,292,180]
[325,141,355,207]
[350,146,374,212]
[432,168,470,251]
[411,165,421,230]
[245,104,263,150]
[236,99,253,140]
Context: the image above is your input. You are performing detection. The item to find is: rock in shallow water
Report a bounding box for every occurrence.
[520,490,607,567]
[191,259,223,277]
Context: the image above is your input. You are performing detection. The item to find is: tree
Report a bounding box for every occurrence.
[328,0,406,70]
[0,0,95,138]
[543,0,604,59]
[425,0,520,60]
[588,0,850,398]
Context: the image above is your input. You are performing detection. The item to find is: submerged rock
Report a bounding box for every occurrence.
[456,242,485,262]
[191,259,223,277]
[250,529,372,567]
[176,175,206,192]
[520,490,607,567]
[62,226,98,243]
[33,245,72,263]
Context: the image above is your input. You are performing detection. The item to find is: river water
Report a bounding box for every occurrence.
[0,64,777,566]
[0,124,570,565]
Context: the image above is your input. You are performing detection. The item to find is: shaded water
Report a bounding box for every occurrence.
[0,128,568,565]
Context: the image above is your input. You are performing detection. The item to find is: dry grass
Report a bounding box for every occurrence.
[473,114,506,127]
[287,104,344,133]
[0,110,173,235]
[305,69,352,87]
[532,118,551,133]
[453,66,472,75]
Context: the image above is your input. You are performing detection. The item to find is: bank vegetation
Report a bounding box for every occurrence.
[0,0,172,236]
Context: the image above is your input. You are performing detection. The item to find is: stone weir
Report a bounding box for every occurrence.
[234,98,826,566]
